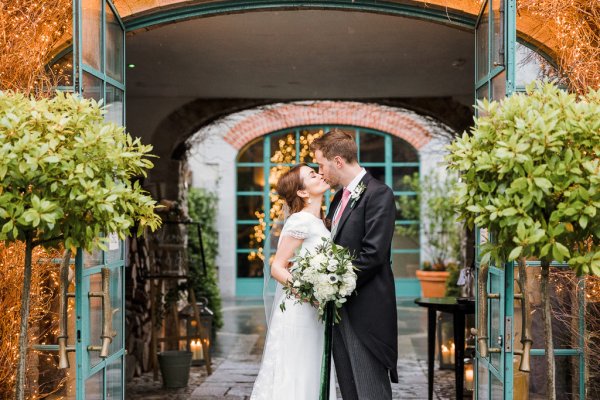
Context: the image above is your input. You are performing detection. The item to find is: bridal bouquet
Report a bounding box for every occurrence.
[281,238,357,322]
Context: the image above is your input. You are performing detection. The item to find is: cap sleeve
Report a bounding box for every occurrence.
[281,212,310,240]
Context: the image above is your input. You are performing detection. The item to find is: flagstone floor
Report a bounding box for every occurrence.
[126,299,456,400]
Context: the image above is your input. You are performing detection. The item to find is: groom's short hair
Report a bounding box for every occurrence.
[310,128,358,163]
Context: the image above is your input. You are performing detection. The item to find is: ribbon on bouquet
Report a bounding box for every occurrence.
[319,302,334,400]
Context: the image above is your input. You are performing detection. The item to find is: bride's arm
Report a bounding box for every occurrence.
[270,236,303,286]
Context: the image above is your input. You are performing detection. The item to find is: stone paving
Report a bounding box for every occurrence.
[127,299,456,400]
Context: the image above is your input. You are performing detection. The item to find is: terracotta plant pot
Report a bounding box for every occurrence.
[416,270,450,298]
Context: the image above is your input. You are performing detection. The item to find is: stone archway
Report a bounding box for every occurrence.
[187,101,454,297]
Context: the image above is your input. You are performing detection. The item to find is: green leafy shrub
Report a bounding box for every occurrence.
[187,188,223,330]
[447,82,600,275]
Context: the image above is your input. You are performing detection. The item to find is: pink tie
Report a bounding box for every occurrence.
[334,188,352,225]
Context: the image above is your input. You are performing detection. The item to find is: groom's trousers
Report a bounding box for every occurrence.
[332,308,392,400]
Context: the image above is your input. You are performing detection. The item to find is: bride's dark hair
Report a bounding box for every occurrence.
[276,164,308,214]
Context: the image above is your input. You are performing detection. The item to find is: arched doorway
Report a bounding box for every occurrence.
[235,126,422,296]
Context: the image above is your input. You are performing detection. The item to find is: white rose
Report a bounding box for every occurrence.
[326,259,339,272]
[311,254,327,269]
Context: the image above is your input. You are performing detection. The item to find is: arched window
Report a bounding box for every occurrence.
[235,126,420,296]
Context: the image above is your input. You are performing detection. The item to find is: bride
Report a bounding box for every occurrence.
[251,163,337,400]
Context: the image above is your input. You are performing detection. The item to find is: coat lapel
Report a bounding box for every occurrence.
[333,173,373,240]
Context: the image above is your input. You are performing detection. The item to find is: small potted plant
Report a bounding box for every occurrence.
[397,172,463,297]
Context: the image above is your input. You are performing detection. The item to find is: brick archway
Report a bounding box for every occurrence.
[223,101,434,151]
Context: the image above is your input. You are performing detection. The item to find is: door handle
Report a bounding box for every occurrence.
[88,267,118,358]
[58,250,75,368]
[514,259,532,372]
[476,264,489,357]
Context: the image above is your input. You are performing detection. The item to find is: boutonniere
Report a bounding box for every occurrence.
[350,182,367,208]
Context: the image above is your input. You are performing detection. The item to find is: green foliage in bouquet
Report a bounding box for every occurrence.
[187,188,223,330]
[447,82,600,275]
[282,238,357,323]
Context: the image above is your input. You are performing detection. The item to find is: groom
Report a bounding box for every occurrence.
[312,129,398,399]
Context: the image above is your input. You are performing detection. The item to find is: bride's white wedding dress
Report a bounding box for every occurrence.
[251,211,336,400]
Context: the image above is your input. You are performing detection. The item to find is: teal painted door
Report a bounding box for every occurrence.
[73,1,126,398]
[473,0,517,398]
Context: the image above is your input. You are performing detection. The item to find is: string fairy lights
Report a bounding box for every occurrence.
[0,242,67,398]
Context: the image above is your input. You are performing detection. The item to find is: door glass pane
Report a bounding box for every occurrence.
[82,0,102,71]
[491,0,504,68]
[237,196,263,220]
[526,267,580,349]
[89,272,103,367]
[85,369,104,400]
[49,50,74,87]
[105,4,124,82]
[237,253,263,277]
[359,132,385,162]
[107,357,123,399]
[270,131,295,163]
[391,252,419,278]
[106,235,123,264]
[299,128,324,163]
[82,71,103,101]
[237,167,264,192]
[395,195,418,220]
[105,84,124,125]
[477,83,489,102]
[238,138,264,162]
[108,267,123,355]
[491,373,504,399]
[392,137,418,162]
[528,355,580,399]
[477,361,490,399]
[393,167,419,191]
[491,70,507,101]
[476,2,490,81]
[85,248,103,268]
[237,224,256,249]
[516,43,543,88]
[364,166,385,183]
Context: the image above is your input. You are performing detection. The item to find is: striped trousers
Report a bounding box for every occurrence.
[332,309,392,400]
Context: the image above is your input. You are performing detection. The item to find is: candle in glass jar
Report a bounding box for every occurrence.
[441,344,451,365]
[450,342,455,362]
[191,340,203,360]
[465,363,474,391]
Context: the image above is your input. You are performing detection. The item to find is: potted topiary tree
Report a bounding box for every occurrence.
[0,91,161,399]
[447,81,600,400]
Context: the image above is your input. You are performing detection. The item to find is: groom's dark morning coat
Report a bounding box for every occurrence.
[328,172,399,383]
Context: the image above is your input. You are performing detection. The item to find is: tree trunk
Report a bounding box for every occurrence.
[15,234,34,400]
[541,260,556,400]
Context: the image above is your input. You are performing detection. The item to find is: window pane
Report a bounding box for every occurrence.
[105,84,124,125]
[364,166,385,184]
[491,70,506,101]
[476,2,490,81]
[237,224,257,249]
[359,132,385,163]
[238,138,264,162]
[395,195,419,220]
[82,72,103,101]
[270,131,296,163]
[491,0,504,68]
[393,167,419,191]
[392,232,419,250]
[237,253,264,278]
[237,167,264,192]
[108,268,123,355]
[515,43,543,88]
[106,357,123,399]
[392,252,420,278]
[89,272,103,368]
[85,369,103,400]
[105,4,124,82]
[237,196,263,220]
[48,50,74,87]
[392,137,418,162]
[82,0,102,71]
[299,128,324,163]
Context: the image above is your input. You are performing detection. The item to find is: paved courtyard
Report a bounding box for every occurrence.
[127,299,455,399]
